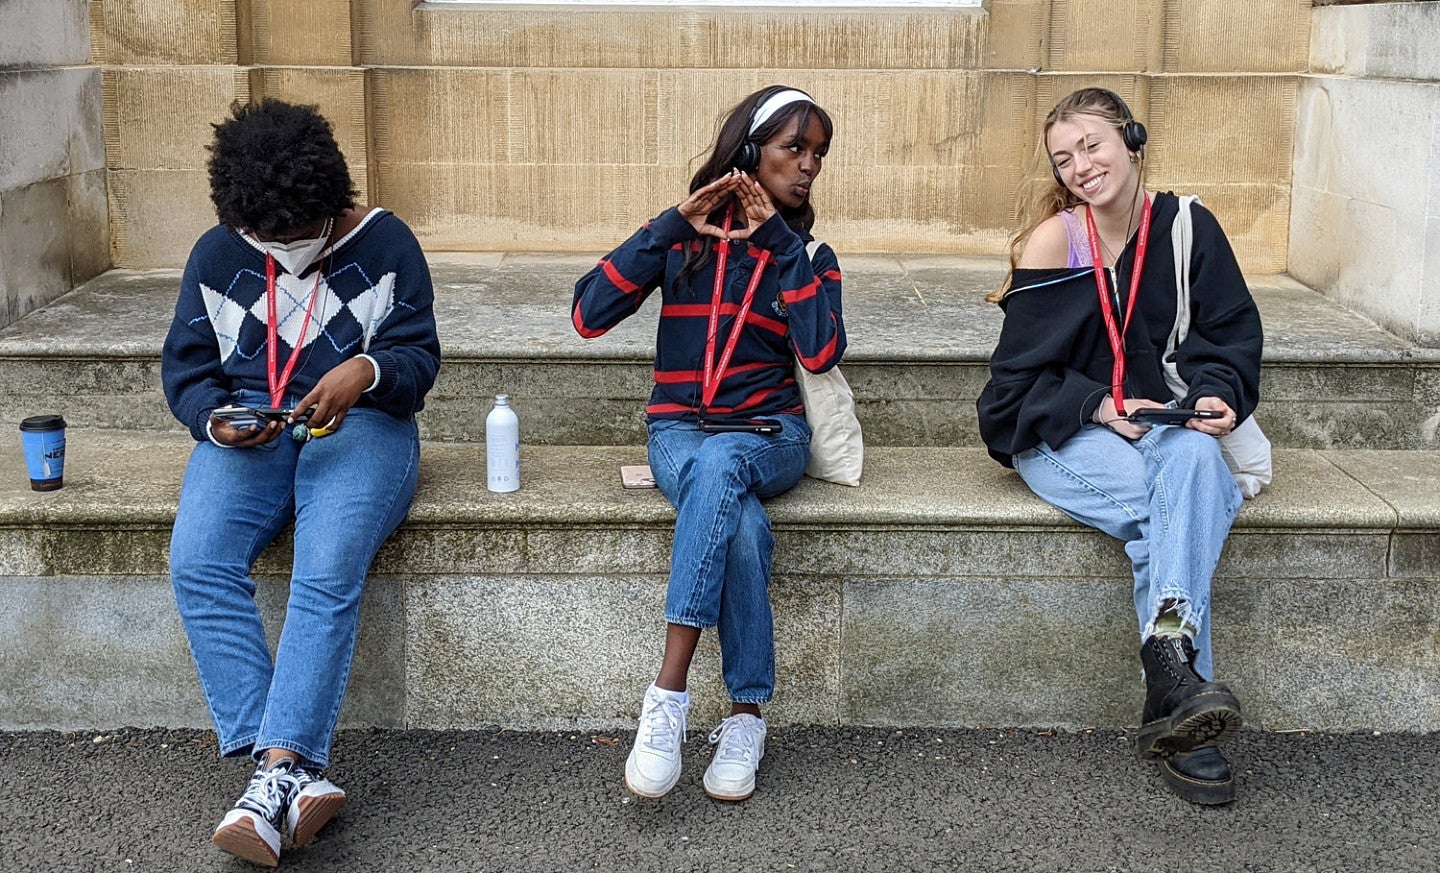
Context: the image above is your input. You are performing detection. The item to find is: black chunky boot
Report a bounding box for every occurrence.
[1159,745,1236,805]
[1135,634,1242,759]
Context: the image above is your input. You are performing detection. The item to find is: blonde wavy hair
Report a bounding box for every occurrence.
[987,88,1141,304]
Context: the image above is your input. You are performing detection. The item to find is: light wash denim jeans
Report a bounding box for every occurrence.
[170,389,419,768]
[1013,423,1242,681]
[646,413,811,704]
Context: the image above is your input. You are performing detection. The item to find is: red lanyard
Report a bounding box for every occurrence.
[265,254,324,407]
[1084,195,1152,415]
[701,207,772,412]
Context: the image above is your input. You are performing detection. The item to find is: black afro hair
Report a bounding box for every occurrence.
[207,99,357,236]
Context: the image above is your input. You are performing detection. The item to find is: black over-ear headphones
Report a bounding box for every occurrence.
[735,86,806,173]
[1050,88,1148,186]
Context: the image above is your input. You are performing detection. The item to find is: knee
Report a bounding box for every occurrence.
[1158,428,1230,480]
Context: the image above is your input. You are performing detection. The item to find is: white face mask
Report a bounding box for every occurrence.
[256,218,333,275]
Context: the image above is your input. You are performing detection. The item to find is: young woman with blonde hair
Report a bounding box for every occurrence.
[977,87,1264,804]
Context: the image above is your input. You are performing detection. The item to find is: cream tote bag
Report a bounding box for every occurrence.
[797,240,863,486]
[1163,195,1272,498]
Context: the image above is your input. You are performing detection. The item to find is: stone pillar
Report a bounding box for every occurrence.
[0,0,109,329]
[1291,1,1440,345]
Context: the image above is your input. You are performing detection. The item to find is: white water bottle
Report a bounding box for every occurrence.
[486,394,520,492]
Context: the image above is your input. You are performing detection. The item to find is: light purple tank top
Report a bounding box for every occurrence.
[1059,208,1092,269]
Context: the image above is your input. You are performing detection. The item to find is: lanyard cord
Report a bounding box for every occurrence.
[265,254,325,408]
[701,206,773,413]
[1084,194,1153,416]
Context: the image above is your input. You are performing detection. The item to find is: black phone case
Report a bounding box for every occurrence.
[698,419,783,434]
[1127,408,1222,425]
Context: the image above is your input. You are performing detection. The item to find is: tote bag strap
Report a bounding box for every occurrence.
[1163,195,1200,399]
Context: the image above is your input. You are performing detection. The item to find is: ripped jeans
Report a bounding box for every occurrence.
[1013,423,1242,680]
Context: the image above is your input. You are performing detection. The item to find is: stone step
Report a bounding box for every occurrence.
[2,429,1437,733]
[1,256,1437,450]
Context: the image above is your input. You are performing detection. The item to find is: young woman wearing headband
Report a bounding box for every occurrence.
[573,85,844,802]
[976,87,1263,804]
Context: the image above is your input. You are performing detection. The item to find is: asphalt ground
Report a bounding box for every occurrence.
[2,727,1437,873]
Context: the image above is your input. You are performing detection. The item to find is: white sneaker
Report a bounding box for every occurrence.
[285,766,346,848]
[703,713,766,801]
[624,684,689,798]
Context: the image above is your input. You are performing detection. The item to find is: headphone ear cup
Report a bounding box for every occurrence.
[736,141,760,173]
[1052,162,1064,187]
[1123,120,1148,154]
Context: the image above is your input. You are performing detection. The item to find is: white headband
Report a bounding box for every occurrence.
[749,89,815,135]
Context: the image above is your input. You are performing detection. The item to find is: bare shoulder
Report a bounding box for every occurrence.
[1016,214,1071,269]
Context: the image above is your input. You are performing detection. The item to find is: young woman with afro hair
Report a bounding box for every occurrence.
[162,99,440,865]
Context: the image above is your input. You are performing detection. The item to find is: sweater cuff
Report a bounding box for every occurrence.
[370,351,400,396]
[747,212,799,252]
[357,354,382,392]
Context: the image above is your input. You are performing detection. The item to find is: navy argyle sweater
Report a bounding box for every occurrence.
[162,209,441,441]
[573,207,845,421]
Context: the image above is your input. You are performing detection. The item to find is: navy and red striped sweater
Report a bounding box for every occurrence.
[573,207,845,422]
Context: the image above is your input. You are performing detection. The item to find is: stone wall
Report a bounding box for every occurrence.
[0,0,109,330]
[91,0,1309,272]
[1291,1,1440,346]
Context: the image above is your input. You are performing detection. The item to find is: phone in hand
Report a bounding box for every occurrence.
[698,417,783,435]
[1126,408,1225,426]
[213,405,311,429]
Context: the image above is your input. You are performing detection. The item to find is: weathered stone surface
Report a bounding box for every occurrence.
[360,2,986,69]
[405,573,842,729]
[0,434,1435,730]
[1312,2,1440,80]
[1220,577,1440,732]
[0,574,403,731]
[0,0,89,67]
[3,261,1437,445]
[1290,75,1440,346]
[842,575,1140,727]
[0,67,105,191]
[1,177,72,329]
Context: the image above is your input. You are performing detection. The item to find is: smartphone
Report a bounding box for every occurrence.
[698,418,784,435]
[212,405,310,428]
[620,464,657,490]
[1126,408,1225,426]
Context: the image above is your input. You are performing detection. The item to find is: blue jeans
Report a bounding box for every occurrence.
[170,390,419,768]
[1013,424,1242,680]
[646,414,811,705]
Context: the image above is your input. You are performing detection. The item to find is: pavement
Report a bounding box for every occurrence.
[3,727,1437,873]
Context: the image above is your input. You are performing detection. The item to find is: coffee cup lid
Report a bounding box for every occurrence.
[19,414,66,432]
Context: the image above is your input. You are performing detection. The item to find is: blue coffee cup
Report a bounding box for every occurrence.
[19,414,66,491]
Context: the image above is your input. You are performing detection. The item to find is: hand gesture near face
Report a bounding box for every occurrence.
[678,175,739,240]
[726,171,777,240]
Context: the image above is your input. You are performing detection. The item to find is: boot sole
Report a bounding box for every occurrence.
[212,816,280,867]
[290,793,345,848]
[1159,758,1237,805]
[1136,689,1243,758]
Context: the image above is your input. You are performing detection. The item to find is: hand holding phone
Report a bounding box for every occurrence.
[1126,408,1224,426]
[213,405,312,429]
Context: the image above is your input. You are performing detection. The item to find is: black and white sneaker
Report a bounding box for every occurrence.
[286,766,346,848]
[211,758,300,867]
